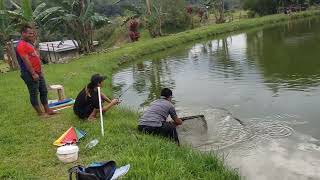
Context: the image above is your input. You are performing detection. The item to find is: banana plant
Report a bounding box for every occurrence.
[0,0,16,42]
[43,0,109,53]
[2,0,65,49]
[5,0,63,29]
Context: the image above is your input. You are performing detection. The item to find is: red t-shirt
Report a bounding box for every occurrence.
[16,40,42,73]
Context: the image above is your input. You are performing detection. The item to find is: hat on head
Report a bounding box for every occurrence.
[91,74,107,85]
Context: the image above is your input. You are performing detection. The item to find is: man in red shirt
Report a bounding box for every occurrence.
[16,24,56,117]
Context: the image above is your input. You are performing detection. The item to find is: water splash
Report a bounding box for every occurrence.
[177,108,305,153]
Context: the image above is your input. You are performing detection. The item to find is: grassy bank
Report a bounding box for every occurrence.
[1,10,320,179]
[0,56,239,179]
[96,10,320,65]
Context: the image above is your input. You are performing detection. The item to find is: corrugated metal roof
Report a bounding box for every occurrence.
[39,40,98,52]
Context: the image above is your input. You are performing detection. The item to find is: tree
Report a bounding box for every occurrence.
[144,0,190,37]
[146,0,151,15]
[3,0,64,47]
[108,0,189,38]
[5,0,62,27]
[202,0,225,23]
[44,0,109,53]
[2,0,109,53]
[0,0,14,62]
[243,0,278,16]
[0,0,16,42]
[214,0,225,23]
[144,0,165,37]
[242,0,310,16]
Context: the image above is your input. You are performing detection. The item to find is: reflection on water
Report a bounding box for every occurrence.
[113,18,320,179]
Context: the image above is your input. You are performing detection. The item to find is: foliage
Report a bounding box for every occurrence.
[0,0,16,42]
[198,0,226,23]
[0,0,19,66]
[243,0,278,16]
[4,0,63,29]
[0,0,109,53]
[242,0,314,16]
[0,0,65,50]
[43,0,110,53]
[144,0,190,37]
[94,16,143,48]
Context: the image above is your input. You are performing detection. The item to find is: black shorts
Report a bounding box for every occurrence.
[74,105,94,119]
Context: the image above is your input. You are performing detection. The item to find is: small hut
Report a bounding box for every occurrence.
[39,40,99,64]
[39,40,79,64]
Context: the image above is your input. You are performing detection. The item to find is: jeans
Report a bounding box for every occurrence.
[20,71,48,107]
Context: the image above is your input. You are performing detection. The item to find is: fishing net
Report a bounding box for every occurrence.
[177,108,246,150]
[177,107,301,153]
[177,115,208,147]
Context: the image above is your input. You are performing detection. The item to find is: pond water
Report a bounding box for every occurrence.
[113,17,320,180]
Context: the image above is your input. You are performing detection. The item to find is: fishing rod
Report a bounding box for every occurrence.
[209,106,245,126]
[117,84,133,99]
[113,85,132,105]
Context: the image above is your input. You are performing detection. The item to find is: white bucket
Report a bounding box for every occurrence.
[56,145,79,163]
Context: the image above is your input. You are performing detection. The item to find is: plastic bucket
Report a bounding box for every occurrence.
[56,145,79,163]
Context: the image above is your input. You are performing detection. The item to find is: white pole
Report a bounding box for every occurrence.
[97,87,104,136]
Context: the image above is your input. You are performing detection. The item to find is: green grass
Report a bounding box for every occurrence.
[1,10,320,179]
[0,56,239,179]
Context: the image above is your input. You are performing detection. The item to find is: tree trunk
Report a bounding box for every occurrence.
[80,0,85,16]
[221,0,224,22]
[215,0,225,24]
[159,4,162,36]
[146,0,151,15]
[5,41,19,70]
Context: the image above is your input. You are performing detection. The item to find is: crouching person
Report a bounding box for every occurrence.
[73,74,119,121]
[138,88,182,144]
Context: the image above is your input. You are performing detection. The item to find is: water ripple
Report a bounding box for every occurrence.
[178,108,305,154]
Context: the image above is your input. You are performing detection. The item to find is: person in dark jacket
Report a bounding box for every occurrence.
[73,74,119,121]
